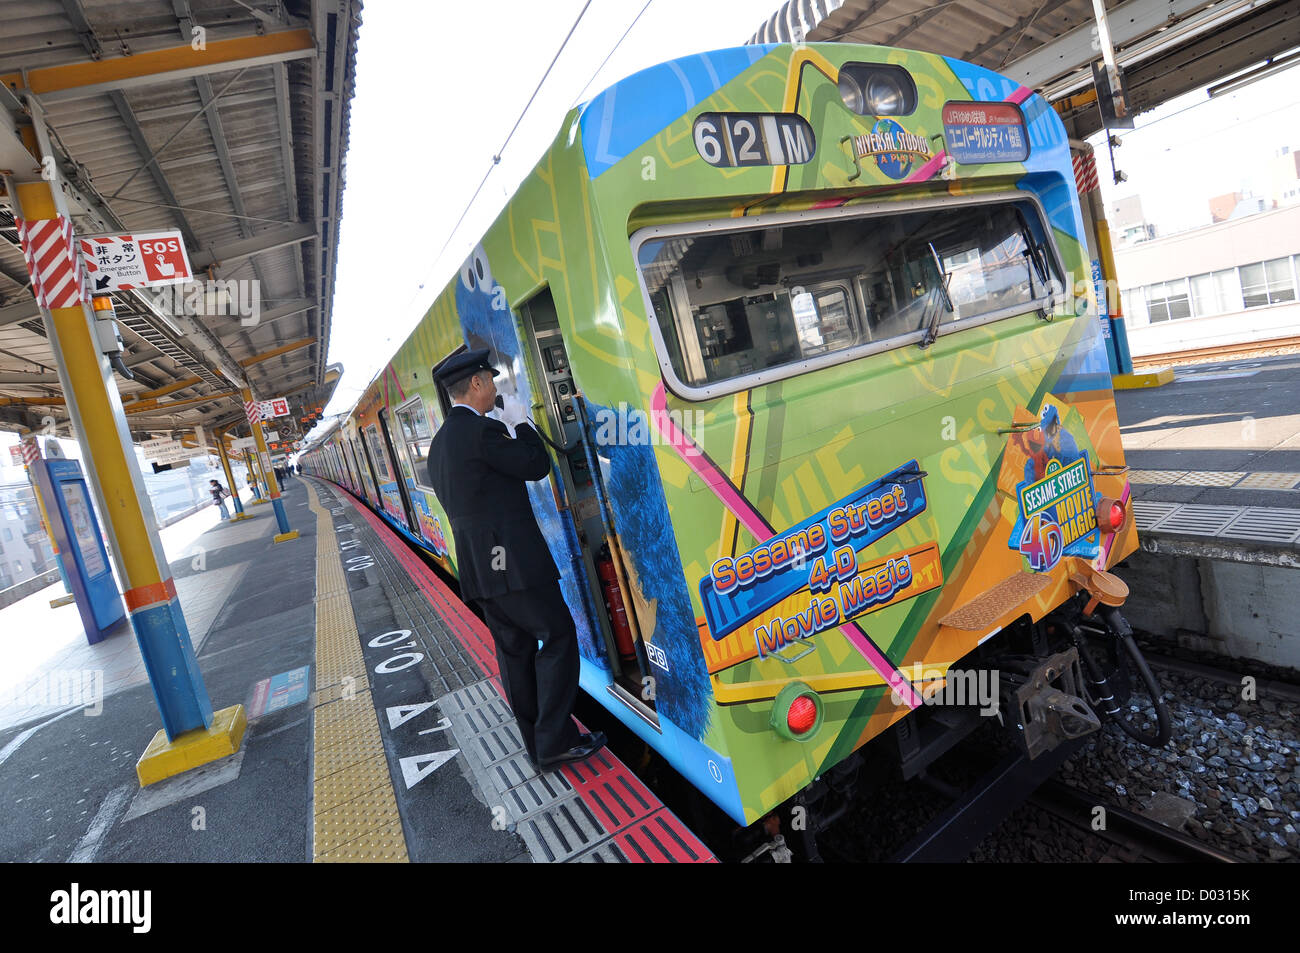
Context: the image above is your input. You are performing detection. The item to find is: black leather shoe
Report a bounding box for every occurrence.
[538,731,607,768]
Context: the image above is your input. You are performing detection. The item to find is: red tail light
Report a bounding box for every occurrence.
[787,696,818,735]
[772,682,823,741]
[1096,496,1126,533]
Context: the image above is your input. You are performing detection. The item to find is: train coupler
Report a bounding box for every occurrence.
[998,649,1101,759]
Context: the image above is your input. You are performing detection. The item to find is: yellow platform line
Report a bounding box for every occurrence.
[305,481,409,863]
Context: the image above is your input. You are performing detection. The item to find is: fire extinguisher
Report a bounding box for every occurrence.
[596,544,637,665]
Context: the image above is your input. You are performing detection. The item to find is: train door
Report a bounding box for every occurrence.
[351,432,379,504]
[377,407,421,533]
[362,421,405,526]
[517,288,659,723]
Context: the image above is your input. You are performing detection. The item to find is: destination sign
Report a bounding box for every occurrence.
[942,101,1028,164]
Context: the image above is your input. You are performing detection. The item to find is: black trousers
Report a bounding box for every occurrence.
[476,583,582,762]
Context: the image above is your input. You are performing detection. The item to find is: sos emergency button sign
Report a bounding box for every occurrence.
[79,229,193,292]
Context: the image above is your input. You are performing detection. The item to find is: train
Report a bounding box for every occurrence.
[301,41,1170,854]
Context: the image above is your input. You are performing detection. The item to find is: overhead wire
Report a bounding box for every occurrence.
[571,0,655,108]
[404,0,595,313]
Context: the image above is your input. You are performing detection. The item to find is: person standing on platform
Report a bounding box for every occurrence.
[426,348,605,770]
[209,479,231,521]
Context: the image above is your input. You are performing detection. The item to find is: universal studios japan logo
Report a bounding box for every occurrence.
[850,119,932,180]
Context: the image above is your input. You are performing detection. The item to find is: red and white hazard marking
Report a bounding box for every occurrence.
[244,401,262,426]
[1073,152,1099,195]
[15,215,84,310]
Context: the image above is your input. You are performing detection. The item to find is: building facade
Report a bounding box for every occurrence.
[0,483,55,591]
[1115,204,1300,357]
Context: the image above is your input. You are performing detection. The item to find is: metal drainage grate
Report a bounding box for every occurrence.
[1222,507,1300,544]
[438,679,618,863]
[1150,505,1240,537]
[1133,500,1180,531]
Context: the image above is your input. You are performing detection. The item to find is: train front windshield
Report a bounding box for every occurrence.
[638,198,1062,394]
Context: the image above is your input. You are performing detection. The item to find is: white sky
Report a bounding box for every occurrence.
[1090,57,1300,233]
[321,0,781,419]
[316,6,1296,426]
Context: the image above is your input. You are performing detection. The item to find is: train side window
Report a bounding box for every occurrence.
[395,396,434,489]
[364,424,391,482]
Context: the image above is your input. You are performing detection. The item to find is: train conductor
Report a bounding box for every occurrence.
[427,349,605,769]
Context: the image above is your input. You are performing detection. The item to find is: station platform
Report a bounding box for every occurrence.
[1116,353,1300,553]
[0,476,714,863]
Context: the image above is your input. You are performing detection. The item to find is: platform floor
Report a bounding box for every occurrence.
[0,476,713,863]
[1117,353,1300,548]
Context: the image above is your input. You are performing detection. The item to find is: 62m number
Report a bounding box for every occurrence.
[693,112,815,169]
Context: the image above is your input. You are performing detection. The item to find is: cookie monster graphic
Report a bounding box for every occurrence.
[455,245,520,368]
[451,245,605,669]
[586,399,712,740]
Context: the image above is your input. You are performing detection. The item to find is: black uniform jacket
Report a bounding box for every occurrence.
[426,405,559,602]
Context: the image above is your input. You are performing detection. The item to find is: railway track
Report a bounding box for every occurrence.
[1130,335,1300,369]
[1143,652,1300,705]
[1030,780,1245,863]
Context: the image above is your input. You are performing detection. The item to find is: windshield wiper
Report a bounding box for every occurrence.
[919,242,954,348]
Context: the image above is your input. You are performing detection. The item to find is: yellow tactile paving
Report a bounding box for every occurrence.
[305,480,409,863]
[313,757,393,813]
[316,829,410,863]
[313,692,374,730]
[1236,472,1300,490]
[1129,470,1188,485]
[1174,471,1245,487]
[311,678,370,708]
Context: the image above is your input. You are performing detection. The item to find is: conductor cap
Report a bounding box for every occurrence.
[433,348,500,387]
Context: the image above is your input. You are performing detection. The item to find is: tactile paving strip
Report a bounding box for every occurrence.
[306,481,409,863]
[1129,470,1188,485]
[1173,471,1245,487]
[1235,472,1300,490]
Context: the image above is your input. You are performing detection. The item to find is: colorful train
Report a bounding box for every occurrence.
[302,42,1166,844]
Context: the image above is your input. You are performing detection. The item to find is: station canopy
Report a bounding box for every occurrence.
[0,0,361,451]
[750,0,1299,136]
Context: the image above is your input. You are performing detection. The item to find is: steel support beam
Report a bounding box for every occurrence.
[0,28,316,103]
[1002,0,1272,95]
[189,222,315,270]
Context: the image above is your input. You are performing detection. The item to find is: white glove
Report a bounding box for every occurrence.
[497,393,528,436]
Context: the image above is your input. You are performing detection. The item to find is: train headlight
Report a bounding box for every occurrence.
[838,64,917,116]
[771,681,824,741]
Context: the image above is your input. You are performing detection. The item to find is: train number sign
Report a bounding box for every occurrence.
[694,112,815,168]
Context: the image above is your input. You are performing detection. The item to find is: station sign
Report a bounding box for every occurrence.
[259,397,290,419]
[139,436,201,465]
[79,230,193,293]
[231,437,257,451]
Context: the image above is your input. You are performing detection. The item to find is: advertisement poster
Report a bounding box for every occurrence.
[61,481,107,577]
